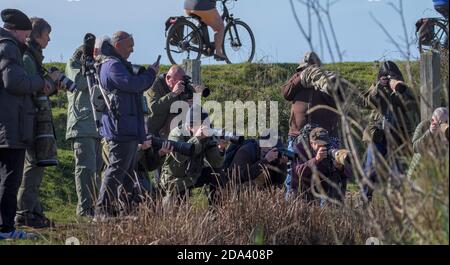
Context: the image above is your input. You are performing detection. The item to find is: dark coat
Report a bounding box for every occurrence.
[98,57,156,143]
[0,27,45,149]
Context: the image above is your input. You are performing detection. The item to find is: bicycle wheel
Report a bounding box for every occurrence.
[420,19,448,53]
[166,19,203,65]
[223,20,255,64]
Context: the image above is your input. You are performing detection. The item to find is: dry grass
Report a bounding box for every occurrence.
[67,187,378,245]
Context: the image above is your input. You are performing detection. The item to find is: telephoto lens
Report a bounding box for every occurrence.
[147,135,195,157]
[50,67,77,92]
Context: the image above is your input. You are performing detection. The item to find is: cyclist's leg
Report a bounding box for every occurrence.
[189,9,225,58]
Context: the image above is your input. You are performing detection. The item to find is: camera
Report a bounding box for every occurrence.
[326,146,351,167]
[146,135,195,157]
[277,148,298,161]
[388,77,407,93]
[49,67,77,92]
[180,75,210,100]
[208,128,244,144]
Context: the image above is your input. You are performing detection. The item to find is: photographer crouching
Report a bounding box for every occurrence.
[223,131,289,189]
[292,126,352,204]
[160,106,227,208]
[94,31,159,219]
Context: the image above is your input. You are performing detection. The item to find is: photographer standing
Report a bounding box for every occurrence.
[95,31,159,218]
[292,127,351,204]
[160,107,227,207]
[64,34,104,218]
[0,9,53,239]
[145,65,204,139]
[362,61,419,201]
[15,17,61,228]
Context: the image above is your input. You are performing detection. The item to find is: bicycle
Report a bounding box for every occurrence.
[164,0,255,65]
[416,16,448,53]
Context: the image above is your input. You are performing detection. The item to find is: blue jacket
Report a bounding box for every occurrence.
[433,0,448,6]
[99,57,156,143]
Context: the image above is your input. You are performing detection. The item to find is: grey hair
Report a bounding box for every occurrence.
[111,31,132,46]
[432,107,449,122]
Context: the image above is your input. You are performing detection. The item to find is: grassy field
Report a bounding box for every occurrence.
[1,61,448,245]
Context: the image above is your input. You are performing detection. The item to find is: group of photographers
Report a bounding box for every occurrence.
[1,8,448,240]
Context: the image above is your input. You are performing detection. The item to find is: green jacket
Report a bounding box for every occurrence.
[407,119,448,179]
[160,126,224,192]
[145,75,181,138]
[65,48,100,140]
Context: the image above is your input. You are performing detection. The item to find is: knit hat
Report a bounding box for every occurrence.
[1,9,32,31]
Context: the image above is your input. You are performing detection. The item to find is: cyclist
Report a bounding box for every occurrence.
[184,0,226,61]
[433,0,449,19]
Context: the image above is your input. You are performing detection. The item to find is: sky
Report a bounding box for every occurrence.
[0,0,441,65]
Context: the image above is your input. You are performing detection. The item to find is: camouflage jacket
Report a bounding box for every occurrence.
[362,81,419,148]
[282,63,348,137]
[160,126,224,193]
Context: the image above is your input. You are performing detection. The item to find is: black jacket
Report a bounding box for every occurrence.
[0,27,45,149]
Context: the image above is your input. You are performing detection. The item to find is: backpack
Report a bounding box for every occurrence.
[223,139,259,170]
[165,17,185,46]
[416,18,435,46]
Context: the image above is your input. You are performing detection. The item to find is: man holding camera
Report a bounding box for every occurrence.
[65,34,104,218]
[362,61,419,201]
[282,51,348,199]
[0,9,53,239]
[145,65,205,139]
[292,127,351,204]
[160,107,227,206]
[95,31,159,218]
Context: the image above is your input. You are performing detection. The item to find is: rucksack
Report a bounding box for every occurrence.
[165,17,186,46]
[224,139,259,170]
[416,18,435,46]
